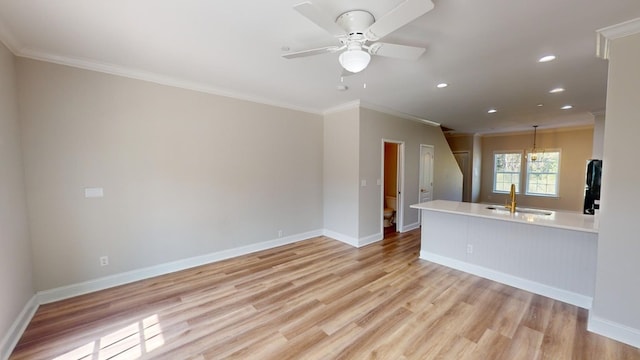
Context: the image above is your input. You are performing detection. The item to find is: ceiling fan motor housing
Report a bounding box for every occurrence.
[336,10,375,36]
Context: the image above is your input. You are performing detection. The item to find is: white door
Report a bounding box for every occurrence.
[419,145,434,204]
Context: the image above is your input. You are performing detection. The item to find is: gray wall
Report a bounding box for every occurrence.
[0,44,33,350]
[322,106,462,243]
[592,32,640,338]
[472,134,482,202]
[17,58,324,291]
[323,108,360,239]
[358,108,462,238]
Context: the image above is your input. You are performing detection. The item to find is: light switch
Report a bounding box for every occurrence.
[85,187,104,198]
[361,180,367,187]
[376,179,381,186]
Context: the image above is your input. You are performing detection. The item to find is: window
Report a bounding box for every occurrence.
[493,152,522,193]
[493,150,561,197]
[526,151,560,196]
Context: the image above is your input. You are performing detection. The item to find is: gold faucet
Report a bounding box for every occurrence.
[505,183,517,213]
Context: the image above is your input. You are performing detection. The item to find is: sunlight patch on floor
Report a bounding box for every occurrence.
[52,314,164,360]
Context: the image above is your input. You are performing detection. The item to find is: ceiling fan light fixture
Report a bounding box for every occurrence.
[338,49,371,73]
[538,55,556,63]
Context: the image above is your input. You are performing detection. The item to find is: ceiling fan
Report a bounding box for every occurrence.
[282,0,435,74]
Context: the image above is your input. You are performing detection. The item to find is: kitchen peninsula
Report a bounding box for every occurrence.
[411,200,598,308]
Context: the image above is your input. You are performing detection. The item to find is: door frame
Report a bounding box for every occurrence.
[381,139,405,234]
[418,144,435,224]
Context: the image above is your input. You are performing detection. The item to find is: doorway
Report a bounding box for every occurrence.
[453,151,471,202]
[418,144,434,224]
[382,140,404,236]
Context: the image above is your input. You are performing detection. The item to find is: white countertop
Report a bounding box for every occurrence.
[411,200,598,233]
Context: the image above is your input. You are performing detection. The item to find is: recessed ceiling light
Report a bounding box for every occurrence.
[561,105,573,110]
[487,109,497,114]
[537,104,544,107]
[549,87,565,93]
[539,55,556,63]
[436,83,448,88]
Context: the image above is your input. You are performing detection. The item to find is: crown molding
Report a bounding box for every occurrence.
[322,100,440,127]
[359,101,440,127]
[16,46,326,116]
[596,17,640,59]
[323,100,361,115]
[0,17,21,54]
[2,18,439,126]
[481,124,594,138]
[3,20,435,127]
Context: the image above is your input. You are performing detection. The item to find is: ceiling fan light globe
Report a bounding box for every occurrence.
[339,50,371,73]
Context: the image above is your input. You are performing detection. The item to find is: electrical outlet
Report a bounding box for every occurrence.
[466,244,473,254]
[278,230,283,238]
[100,256,109,266]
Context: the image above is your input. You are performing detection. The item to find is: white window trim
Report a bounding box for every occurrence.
[492,150,524,194]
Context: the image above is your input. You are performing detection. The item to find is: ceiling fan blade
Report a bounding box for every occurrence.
[282,45,342,59]
[294,1,346,37]
[365,0,435,41]
[368,42,426,60]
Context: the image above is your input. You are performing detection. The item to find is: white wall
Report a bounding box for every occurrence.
[323,108,360,241]
[0,44,34,354]
[591,31,640,346]
[358,108,462,239]
[592,114,605,159]
[17,58,324,291]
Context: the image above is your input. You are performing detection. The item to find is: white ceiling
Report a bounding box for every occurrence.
[1,0,639,134]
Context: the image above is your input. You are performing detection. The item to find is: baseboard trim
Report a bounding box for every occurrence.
[1,295,39,360]
[588,313,640,349]
[358,232,383,247]
[420,251,593,309]
[322,229,359,247]
[402,222,420,232]
[37,229,323,304]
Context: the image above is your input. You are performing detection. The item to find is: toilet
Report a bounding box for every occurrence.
[383,196,397,227]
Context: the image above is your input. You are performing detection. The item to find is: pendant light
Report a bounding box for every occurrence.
[528,125,543,161]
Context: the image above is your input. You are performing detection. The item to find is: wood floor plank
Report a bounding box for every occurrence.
[405,302,476,359]
[538,301,579,359]
[9,229,640,359]
[501,325,544,360]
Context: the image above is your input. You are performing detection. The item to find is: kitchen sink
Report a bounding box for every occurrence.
[485,206,553,216]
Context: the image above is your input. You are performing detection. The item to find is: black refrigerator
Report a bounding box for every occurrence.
[584,159,602,215]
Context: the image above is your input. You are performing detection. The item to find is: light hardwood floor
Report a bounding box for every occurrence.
[10,229,640,359]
